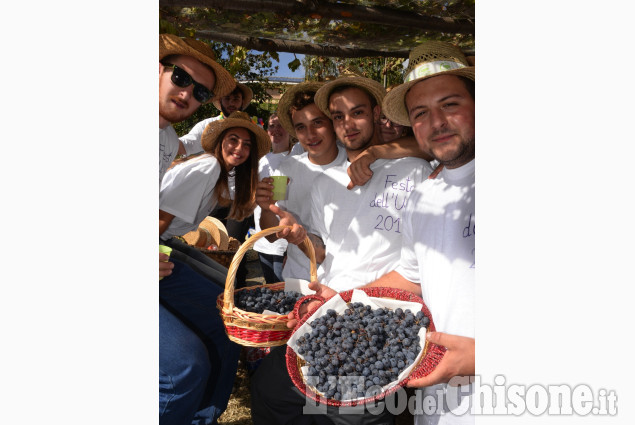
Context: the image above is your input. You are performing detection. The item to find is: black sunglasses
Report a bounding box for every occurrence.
[161,62,214,104]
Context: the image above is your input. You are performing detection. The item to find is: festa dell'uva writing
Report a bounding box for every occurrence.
[292,302,430,401]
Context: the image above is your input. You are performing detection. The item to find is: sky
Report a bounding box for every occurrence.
[271,51,305,78]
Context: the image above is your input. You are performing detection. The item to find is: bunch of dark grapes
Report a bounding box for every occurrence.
[293,302,430,401]
[235,287,303,314]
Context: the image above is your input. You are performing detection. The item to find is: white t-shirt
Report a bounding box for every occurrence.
[253,151,290,256]
[178,115,222,156]
[274,146,348,281]
[396,159,475,425]
[310,157,432,292]
[289,141,305,156]
[159,125,180,185]
[159,154,222,241]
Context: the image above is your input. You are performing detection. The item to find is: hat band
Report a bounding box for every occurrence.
[404,60,466,83]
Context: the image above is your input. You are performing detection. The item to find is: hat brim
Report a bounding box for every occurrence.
[277,81,325,137]
[201,115,271,160]
[160,34,236,104]
[382,68,474,126]
[212,82,254,111]
[314,76,386,118]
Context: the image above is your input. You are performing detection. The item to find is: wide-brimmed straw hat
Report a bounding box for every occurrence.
[314,69,386,118]
[276,81,325,137]
[212,82,253,112]
[382,41,475,126]
[201,111,271,160]
[160,33,236,103]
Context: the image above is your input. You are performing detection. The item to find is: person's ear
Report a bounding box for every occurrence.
[373,104,382,121]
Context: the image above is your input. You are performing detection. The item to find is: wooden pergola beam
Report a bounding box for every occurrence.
[161,0,474,34]
[195,30,411,58]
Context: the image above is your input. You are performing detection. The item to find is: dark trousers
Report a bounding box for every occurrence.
[250,346,395,425]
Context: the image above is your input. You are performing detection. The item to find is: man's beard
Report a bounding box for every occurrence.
[340,129,374,152]
[222,105,238,116]
[433,134,475,169]
[159,97,191,124]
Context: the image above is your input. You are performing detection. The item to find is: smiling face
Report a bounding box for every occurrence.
[291,103,339,165]
[159,55,216,128]
[405,75,475,169]
[328,87,381,155]
[221,127,252,170]
[267,115,290,153]
[220,90,244,115]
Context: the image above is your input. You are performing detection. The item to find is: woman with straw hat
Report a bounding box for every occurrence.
[159,111,271,241]
[158,111,270,425]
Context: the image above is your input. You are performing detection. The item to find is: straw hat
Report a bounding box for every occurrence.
[212,82,253,112]
[200,111,271,160]
[314,69,386,119]
[159,33,236,103]
[276,81,325,137]
[182,227,212,248]
[382,41,475,126]
[201,217,230,250]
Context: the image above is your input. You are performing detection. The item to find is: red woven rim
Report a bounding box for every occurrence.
[285,286,446,407]
[225,326,292,344]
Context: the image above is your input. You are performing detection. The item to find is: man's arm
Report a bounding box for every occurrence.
[178,118,209,156]
[159,209,175,237]
[347,137,434,189]
[365,270,422,296]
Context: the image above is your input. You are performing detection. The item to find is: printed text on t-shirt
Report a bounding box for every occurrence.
[463,212,475,268]
[370,174,416,234]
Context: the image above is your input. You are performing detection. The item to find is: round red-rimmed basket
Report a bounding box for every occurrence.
[285,286,446,407]
[216,225,317,347]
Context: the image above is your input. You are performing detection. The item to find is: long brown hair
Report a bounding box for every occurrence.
[210,127,260,221]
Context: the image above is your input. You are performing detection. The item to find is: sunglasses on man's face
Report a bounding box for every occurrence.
[161,62,213,104]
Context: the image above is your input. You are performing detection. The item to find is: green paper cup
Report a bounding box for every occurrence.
[271,176,289,201]
[159,245,172,257]
[159,245,173,280]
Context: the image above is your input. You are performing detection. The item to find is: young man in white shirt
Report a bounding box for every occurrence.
[255,82,348,282]
[251,73,432,425]
[158,33,241,425]
[253,113,294,283]
[301,42,476,425]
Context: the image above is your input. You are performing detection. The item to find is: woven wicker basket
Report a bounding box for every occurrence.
[216,225,317,347]
[285,287,446,407]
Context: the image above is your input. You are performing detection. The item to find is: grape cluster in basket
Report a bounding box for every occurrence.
[293,302,430,401]
[235,287,303,314]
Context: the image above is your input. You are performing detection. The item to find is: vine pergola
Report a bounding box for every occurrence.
[160,0,475,61]
[161,0,475,132]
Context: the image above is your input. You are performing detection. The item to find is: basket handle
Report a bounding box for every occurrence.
[291,294,326,326]
[222,225,318,313]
